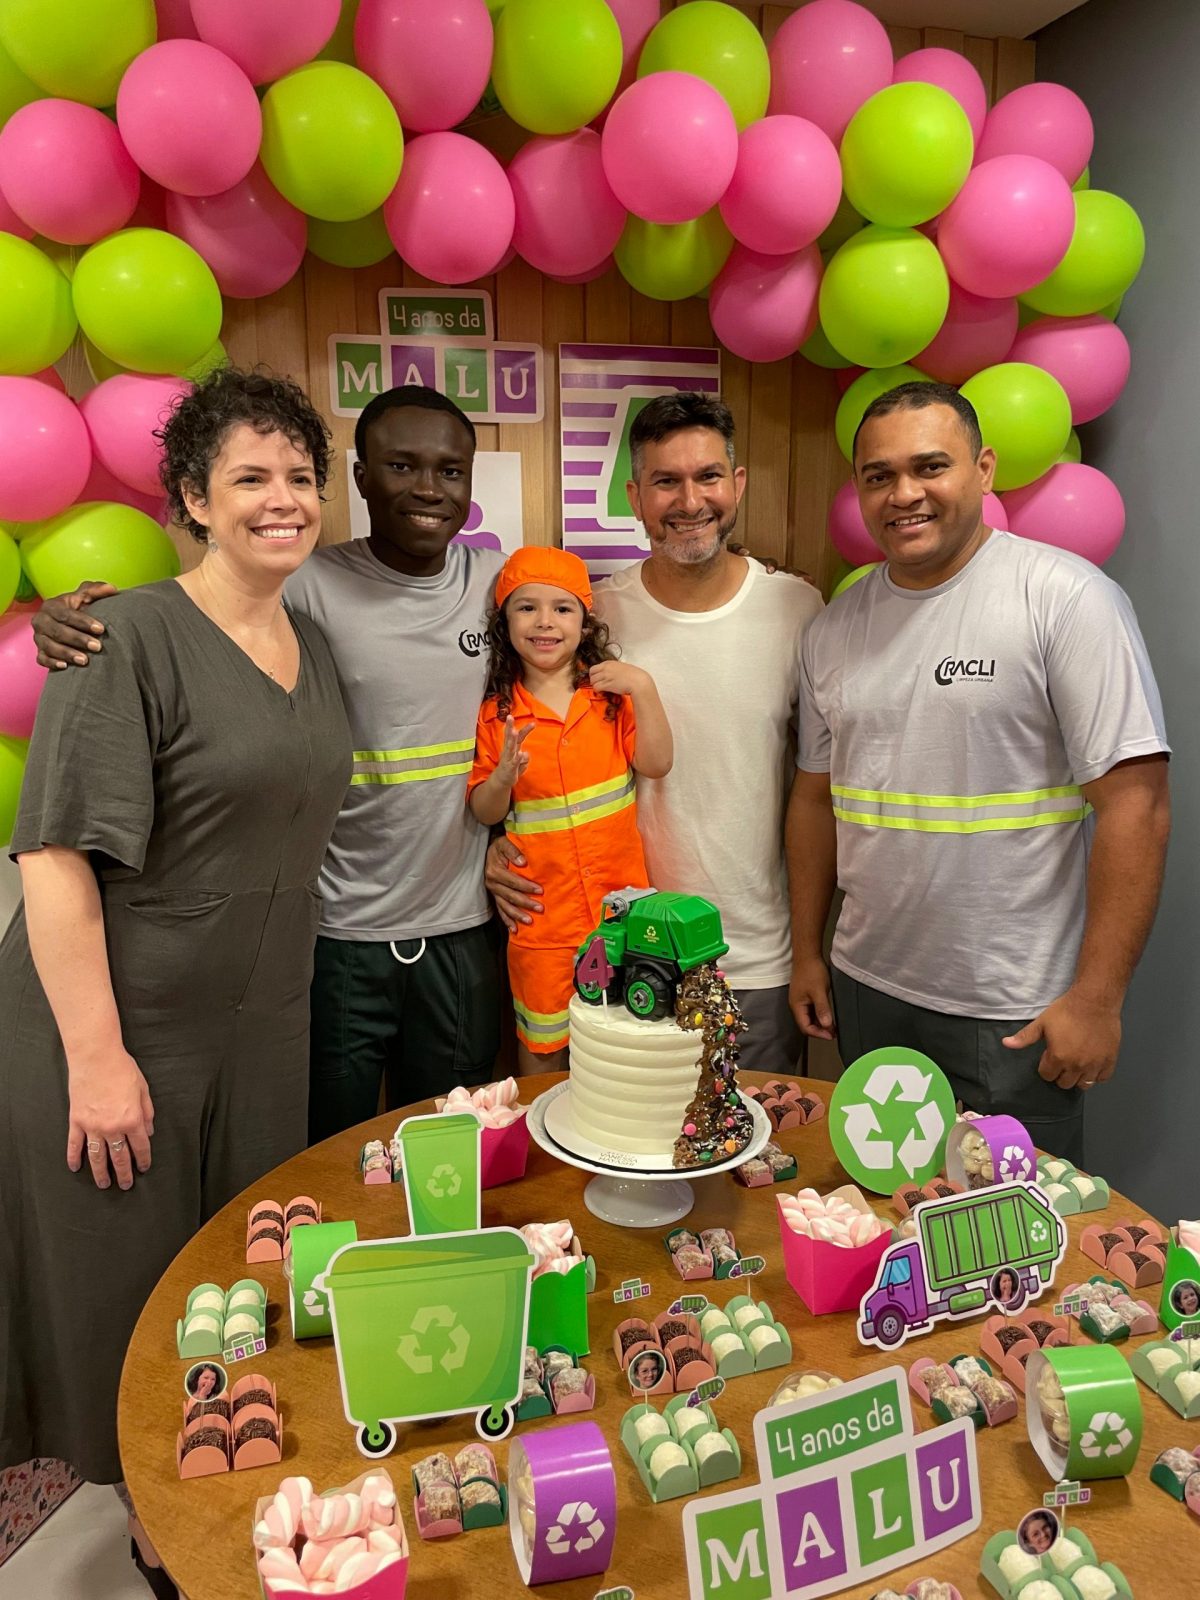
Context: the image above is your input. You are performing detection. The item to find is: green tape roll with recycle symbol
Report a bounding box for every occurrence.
[1026,1344,1142,1482]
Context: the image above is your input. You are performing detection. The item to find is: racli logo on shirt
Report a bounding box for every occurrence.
[934,655,996,686]
[457,628,487,658]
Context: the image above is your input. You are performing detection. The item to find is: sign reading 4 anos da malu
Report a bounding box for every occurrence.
[683,1367,980,1599]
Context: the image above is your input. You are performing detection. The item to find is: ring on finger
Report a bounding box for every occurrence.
[110,1137,126,1152]
[87,1138,102,1153]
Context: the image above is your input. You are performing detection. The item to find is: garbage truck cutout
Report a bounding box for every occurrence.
[858,1181,1067,1352]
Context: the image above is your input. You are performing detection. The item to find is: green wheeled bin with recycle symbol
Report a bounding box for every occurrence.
[315,1109,536,1456]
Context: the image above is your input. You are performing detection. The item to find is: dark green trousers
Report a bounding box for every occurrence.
[308,922,501,1144]
[832,966,1085,1166]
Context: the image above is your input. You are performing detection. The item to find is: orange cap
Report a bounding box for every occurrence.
[494,546,593,612]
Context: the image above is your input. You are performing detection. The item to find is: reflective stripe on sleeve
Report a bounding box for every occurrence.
[351,739,476,785]
[507,769,636,836]
[831,782,1091,834]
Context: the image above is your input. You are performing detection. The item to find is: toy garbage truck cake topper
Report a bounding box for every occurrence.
[858,1182,1068,1352]
[573,887,729,1020]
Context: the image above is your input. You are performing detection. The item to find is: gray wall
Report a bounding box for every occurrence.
[1036,0,1198,1218]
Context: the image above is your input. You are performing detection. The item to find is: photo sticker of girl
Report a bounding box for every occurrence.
[184,1361,228,1401]
[991,1267,1022,1309]
[1170,1280,1200,1318]
[628,1349,667,1394]
[1017,1506,1061,1555]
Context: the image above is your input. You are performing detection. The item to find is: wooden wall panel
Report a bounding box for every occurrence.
[213,30,1034,592]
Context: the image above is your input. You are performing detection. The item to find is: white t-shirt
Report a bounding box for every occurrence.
[594,558,824,989]
[797,531,1169,1018]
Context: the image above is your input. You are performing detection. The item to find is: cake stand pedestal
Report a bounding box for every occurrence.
[528,1082,772,1228]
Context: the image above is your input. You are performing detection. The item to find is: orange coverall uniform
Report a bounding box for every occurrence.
[469,678,648,1052]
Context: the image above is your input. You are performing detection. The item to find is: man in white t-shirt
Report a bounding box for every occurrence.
[787,380,1170,1161]
[487,393,824,1071]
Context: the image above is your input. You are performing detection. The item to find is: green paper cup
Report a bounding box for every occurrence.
[1026,1345,1142,1481]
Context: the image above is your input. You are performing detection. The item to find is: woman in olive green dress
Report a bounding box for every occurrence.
[0,370,352,1589]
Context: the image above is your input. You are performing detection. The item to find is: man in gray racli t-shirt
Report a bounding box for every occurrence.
[787,380,1170,1165]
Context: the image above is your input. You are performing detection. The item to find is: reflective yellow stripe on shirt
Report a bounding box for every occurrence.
[351,739,475,785]
[831,782,1091,835]
[507,769,636,836]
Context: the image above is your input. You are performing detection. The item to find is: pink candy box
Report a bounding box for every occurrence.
[434,1090,529,1189]
[254,1472,408,1600]
[777,1184,893,1316]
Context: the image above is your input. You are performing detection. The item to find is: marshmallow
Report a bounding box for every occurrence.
[441,1077,522,1128]
[254,1477,315,1550]
[518,1220,579,1279]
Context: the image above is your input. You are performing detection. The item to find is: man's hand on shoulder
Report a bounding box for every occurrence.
[727,544,819,588]
[32,581,118,669]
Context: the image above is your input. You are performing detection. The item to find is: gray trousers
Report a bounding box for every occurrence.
[737,984,808,1075]
[831,966,1084,1166]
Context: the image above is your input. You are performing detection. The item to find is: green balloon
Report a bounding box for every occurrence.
[317,0,362,64]
[0,734,28,850]
[1019,190,1146,318]
[34,236,76,279]
[73,230,222,377]
[0,33,40,127]
[0,527,20,612]
[800,324,853,370]
[835,364,931,462]
[0,235,76,375]
[818,192,865,257]
[308,210,396,269]
[85,333,228,383]
[615,209,732,301]
[182,339,229,381]
[494,0,622,135]
[831,561,880,600]
[820,225,949,370]
[960,362,1072,491]
[262,63,404,224]
[1072,165,1090,192]
[1058,428,1082,465]
[0,0,153,107]
[637,1,770,132]
[21,502,180,598]
[841,83,974,228]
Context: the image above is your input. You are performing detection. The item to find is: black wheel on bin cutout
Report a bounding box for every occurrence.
[874,1306,905,1346]
[477,1403,514,1441]
[624,965,672,1021]
[357,1421,396,1458]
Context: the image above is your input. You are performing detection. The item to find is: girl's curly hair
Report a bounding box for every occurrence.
[484,595,623,721]
[155,366,332,542]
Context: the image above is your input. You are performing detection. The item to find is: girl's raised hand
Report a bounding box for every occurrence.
[497,716,534,785]
[587,661,650,696]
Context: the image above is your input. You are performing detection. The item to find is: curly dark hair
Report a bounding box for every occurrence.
[483,595,622,721]
[155,366,332,542]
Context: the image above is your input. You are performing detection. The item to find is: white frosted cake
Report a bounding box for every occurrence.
[567,994,703,1156]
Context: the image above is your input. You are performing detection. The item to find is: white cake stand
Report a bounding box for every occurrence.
[528,1081,772,1228]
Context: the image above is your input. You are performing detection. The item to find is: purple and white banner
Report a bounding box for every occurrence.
[559,342,721,579]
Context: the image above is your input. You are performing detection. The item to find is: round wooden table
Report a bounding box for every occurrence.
[120,1074,1189,1599]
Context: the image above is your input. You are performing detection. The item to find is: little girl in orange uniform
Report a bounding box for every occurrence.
[468,548,672,1075]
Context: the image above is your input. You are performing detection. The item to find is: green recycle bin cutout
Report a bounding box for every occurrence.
[289,1220,358,1340]
[314,1226,535,1457]
[397,1111,481,1236]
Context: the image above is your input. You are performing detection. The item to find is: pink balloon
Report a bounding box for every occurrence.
[983,491,1008,531]
[190,0,340,85]
[719,115,841,255]
[709,244,822,364]
[509,130,625,278]
[892,47,987,144]
[155,0,198,40]
[767,0,893,143]
[355,0,493,134]
[916,282,1018,384]
[130,179,170,232]
[32,368,66,393]
[827,478,878,566]
[117,42,262,198]
[80,458,169,524]
[1007,314,1131,425]
[0,100,140,246]
[976,82,1093,184]
[0,379,91,522]
[79,375,191,499]
[546,255,614,284]
[602,72,737,225]
[1003,463,1125,564]
[0,183,34,240]
[166,162,307,299]
[384,132,514,285]
[595,0,662,127]
[0,614,48,740]
[938,155,1075,298]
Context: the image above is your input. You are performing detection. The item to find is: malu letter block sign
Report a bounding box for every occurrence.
[683,1367,981,1599]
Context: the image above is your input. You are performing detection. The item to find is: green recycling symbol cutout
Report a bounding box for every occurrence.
[396,1303,471,1375]
[425,1163,462,1199]
[829,1046,957,1193]
[1079,1410,1134,1460]
[546,1501,606,1557]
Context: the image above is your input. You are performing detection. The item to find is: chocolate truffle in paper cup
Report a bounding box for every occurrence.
[1026,1346,1142,1480]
